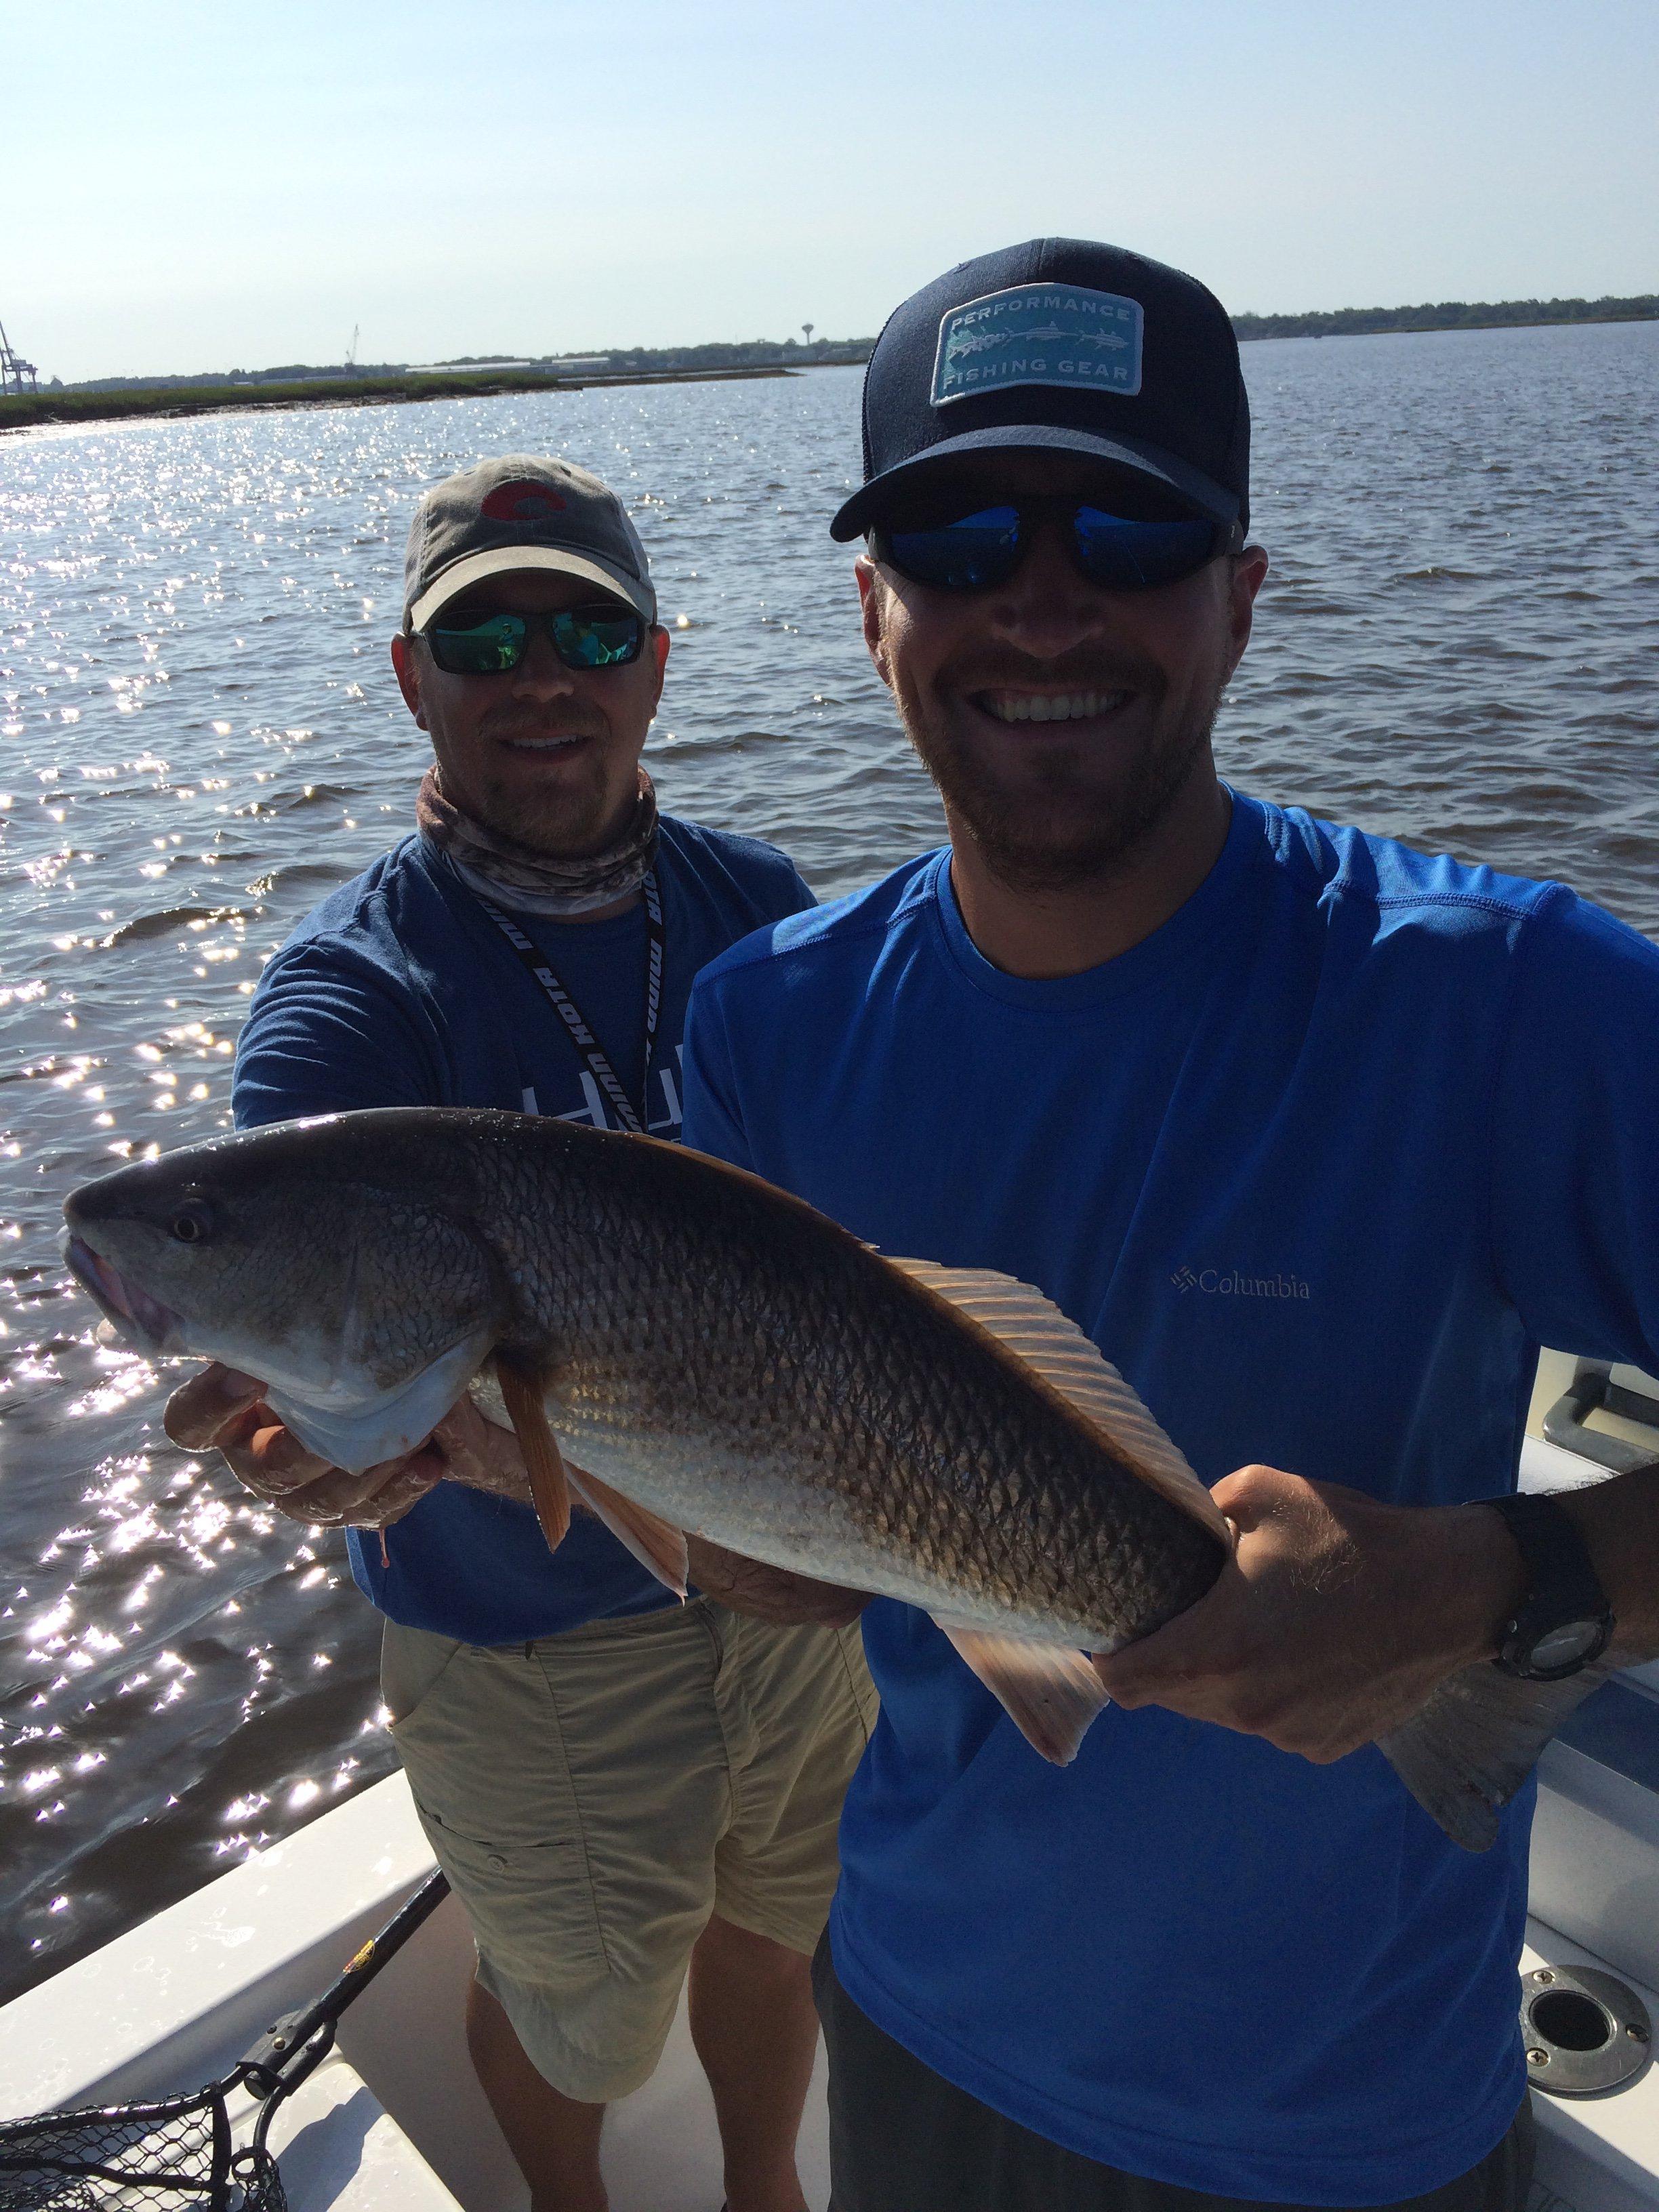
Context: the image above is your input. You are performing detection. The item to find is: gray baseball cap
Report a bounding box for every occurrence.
[402,455,657,631]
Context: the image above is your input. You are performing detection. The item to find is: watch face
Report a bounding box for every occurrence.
[1530,1620,1605,1673]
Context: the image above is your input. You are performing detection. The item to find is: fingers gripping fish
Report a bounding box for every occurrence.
[60,1108,1597,1849]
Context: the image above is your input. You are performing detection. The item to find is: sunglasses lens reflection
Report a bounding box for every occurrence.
[884,507,1023,592]
[554,609,644,668]
[428,613,529,673]
[1073,510,1216,590]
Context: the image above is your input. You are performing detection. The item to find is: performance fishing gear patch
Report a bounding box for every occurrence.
[932,283,1145,405]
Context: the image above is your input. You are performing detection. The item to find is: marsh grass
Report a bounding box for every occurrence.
[0,363,796,433]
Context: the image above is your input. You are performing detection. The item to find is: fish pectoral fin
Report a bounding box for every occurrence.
[931,1616,1110,1766]
[1376,1656,1614,1852]
[564,1460,689,1600]
[495,1357,571,1557]
[889,1258,1230,1547]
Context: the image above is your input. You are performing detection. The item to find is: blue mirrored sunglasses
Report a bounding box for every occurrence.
[424,602,645,675]
[872,500,1231,594]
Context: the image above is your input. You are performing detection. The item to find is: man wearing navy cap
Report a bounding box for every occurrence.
[679,241,1659,2207]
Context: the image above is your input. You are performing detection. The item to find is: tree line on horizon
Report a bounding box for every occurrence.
[17,294,1656,402]
[1231,292,1658,340]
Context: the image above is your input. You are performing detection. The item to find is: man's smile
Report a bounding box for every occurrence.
[971,687,1134,726]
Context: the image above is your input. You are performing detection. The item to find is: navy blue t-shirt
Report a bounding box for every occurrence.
[679,792,1659,2204]
[233,819,814,1643]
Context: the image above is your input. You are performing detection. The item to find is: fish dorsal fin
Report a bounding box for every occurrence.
[888,1260,1231,1547]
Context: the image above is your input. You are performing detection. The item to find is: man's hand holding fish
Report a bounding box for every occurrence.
[164,1361,453,1527]
[1092,1463,1533,1759]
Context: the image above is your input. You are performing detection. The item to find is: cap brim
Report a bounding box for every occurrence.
[407,546,655,631]
[830,425,1240,541]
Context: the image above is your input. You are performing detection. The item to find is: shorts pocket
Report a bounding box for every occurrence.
[413,1805,607,1980]
[388,1640,610,1978]
[380,1622,464,1729]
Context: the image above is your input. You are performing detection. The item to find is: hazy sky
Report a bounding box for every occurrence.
[7,0,1657,382]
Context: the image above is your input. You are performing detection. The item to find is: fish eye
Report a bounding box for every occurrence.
[167,1197,215,1244]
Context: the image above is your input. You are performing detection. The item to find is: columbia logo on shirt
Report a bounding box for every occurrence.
[1172,1265,1312,1301]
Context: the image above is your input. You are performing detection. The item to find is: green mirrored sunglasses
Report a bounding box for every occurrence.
[424,602,645,675]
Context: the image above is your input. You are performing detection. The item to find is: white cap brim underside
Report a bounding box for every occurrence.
[407,546,655,631]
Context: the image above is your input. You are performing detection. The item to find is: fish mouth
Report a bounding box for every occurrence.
[59,1229,184,1355]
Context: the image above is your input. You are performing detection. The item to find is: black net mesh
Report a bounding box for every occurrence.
[0,2086,285,2212]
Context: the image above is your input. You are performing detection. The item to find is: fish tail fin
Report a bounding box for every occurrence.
[495,1356,571,1557]
[1378,1658,1612,1851]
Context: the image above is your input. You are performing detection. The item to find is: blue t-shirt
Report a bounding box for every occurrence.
[233,819,814,1644]
[679,792,1659,2205]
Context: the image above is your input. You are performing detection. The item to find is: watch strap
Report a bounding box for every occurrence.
[1482,1491,1613,1678]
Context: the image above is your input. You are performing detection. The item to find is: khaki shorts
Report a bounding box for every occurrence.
[383,1600,877,2102]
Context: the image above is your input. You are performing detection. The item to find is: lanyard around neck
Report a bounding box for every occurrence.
[470,873,664,1137]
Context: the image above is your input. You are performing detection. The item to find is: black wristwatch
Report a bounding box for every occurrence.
[1482,1492,1614,1681]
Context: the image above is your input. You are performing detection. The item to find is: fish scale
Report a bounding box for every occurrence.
[485,1132,1227,1645]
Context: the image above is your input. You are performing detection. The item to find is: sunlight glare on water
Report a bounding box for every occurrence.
[1,328,1655,2000]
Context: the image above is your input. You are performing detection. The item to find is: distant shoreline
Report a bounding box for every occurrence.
[1240,314,1658,342]
[0,361,806,437]
[5,295,1655,434]
[1232,294,1657,343]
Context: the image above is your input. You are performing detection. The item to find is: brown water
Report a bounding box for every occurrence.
[2,325,1656,2004]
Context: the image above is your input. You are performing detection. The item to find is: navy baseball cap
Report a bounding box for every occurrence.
[832,238,1249,541]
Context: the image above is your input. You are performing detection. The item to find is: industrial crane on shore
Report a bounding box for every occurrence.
[1,318,39,396]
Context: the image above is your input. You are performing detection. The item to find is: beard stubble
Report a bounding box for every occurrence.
[451,704,630,859]
[899,659,1228,897]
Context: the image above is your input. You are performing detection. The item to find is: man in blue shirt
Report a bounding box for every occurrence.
[168,456,875,2212]
[676,242,1659,2209]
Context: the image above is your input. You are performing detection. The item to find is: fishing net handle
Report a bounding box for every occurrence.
[237,1868,450,2100]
